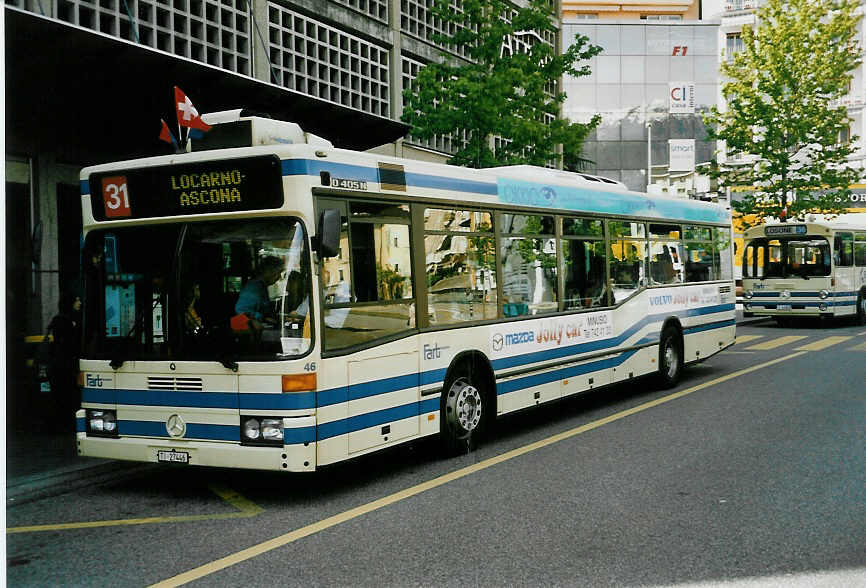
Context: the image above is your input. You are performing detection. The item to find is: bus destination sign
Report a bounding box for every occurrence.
[90,155,284,220]
[765,225,807,236]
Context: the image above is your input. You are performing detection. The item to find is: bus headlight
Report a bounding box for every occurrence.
[241,416,284,445]
[87,409,118,437]
[819,290,830,300]
[242,418,260,441]
[261,419,284,441]
[744,290,754,299]
[819,303,828,312]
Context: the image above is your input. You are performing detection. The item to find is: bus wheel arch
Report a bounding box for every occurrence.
[440,351,496,454]
[657,319,683,389]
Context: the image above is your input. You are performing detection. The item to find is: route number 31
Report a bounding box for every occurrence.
[102,176,132,218]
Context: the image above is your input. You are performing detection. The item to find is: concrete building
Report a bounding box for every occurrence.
[562,0,702,21]
[561,16,719,196]
[4,1,562,419]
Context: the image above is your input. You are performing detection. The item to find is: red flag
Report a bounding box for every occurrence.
[174,86,211,132]
[159,119,178,147]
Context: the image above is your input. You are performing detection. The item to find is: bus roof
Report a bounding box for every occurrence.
[81,116,732,226]
[743,214,866,239]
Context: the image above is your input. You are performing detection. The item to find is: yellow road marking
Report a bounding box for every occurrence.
[150,352,807,588]
[794,336,854,352]
[734,335,764,345]
[746,335,808,350]
[845,340,866,352]
[6,484,262,534]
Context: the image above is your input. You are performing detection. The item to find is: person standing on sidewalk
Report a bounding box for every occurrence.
[46,291,82,431]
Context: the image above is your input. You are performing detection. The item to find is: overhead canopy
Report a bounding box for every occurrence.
[5,7,409,163]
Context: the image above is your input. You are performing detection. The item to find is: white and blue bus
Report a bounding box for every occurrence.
[741,215,866,325]
[76,111,735,471]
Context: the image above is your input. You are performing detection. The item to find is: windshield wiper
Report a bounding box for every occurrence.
[219,354,238,372]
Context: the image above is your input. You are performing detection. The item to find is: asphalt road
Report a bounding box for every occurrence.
[6,317,866,587]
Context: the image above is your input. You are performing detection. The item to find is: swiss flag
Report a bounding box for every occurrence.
[174,86,212,132]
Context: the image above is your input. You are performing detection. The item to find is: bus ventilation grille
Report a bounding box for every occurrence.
[147,376,204,391]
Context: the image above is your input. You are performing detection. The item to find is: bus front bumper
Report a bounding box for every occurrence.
[76,411,316,472]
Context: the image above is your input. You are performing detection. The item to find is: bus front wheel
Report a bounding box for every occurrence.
[657,326,683,389]
[857,292,866,326]
[442,373,486,454]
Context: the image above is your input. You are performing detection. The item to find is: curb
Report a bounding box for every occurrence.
[6,459,155,506]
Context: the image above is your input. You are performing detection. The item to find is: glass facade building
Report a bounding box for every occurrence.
[562,21,719,193]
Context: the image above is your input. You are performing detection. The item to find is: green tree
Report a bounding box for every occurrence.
[401,0,601,169]
[704,0,862,226]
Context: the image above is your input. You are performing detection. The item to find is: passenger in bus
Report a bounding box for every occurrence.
[234,255,284,330]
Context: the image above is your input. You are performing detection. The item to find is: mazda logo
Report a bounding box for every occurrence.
[492,333,504,351]
[166,414,186,438]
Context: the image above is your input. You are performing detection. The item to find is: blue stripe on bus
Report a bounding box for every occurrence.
[82,387,118,404]
[683,318,736,334]
[117,389,237,409]
[113,420,317,444]
[750,291,855,298]
[119,420,240,441]
[80,180,89,195]
[347,372,420,401]
[497,352,633,395]
[316,402,419,440]
[281,159,498,195]
[749,301,853,308]
[421,368,448,386]
[77,416,85,433]
[239,392,317,410]
[83,388,318,411]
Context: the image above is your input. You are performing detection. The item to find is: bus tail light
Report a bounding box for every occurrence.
[282,373,316,392]
[77,372,85,387]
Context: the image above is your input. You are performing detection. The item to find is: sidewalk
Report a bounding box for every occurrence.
[5,429,150,505]
[6,309,765,505]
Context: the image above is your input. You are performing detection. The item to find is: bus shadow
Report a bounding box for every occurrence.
[115,370,725,506]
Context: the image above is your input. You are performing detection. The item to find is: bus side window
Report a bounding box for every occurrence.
[855,233,866,266]
[321,200,415,351]
[836,233,854,267]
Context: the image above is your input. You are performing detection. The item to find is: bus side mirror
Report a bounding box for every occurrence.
[316,208,340,258]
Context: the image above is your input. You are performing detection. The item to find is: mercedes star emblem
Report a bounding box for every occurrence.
[166,414,186,438]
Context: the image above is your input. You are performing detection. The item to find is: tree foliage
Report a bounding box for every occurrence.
[704,0,862,226]
[401,0,601,169]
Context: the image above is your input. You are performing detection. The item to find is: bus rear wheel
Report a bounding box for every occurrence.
[657,326,683,389]
[442,373,487,454]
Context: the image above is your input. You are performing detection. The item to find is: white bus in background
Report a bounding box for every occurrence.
[76,111,736,472]
[741,215,866,325]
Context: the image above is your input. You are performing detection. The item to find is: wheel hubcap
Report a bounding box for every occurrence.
[664,341,678,378]
[446,378,482,434]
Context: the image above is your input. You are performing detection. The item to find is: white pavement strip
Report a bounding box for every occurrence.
[647,568,866,588]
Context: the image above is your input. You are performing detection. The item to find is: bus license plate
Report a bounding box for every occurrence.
[157,450,189,464]
[777,304,792,311]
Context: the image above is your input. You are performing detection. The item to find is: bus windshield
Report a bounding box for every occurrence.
[744,236,831,279]
[82,218,311,363]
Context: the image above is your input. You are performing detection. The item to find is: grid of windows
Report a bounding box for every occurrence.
[50,0,250,74]
[268,4,390,117]
[330,0,388,23]
[400,0,475,60]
